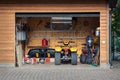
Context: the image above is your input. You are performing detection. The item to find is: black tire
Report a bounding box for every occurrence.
[80,54,86,64]
[55,53,61,65]
[71,53,77,65]
[86,53,92,64]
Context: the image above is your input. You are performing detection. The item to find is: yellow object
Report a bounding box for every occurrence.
[36,53,39,58]
[94,36,99,43]
[97,27,100,30]
[64,41,69,45]
[36,58,40,63]
[55,47,62,52]
[47,52,51,58]
[70,47,77,52]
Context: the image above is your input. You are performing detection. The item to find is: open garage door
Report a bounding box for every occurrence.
[16,13,100,17]
[15,12,100,67]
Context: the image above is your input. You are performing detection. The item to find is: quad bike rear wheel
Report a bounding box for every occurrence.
[71,53,77,65]
[55,53,61,65]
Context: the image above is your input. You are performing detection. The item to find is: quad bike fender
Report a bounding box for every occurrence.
[55,47,62,52]
[70,47,77,52]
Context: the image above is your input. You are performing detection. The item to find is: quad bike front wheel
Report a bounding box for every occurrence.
[71,53,77,65]
[55,53,61,65]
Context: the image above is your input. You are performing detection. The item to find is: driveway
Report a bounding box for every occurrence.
[0,63,120,80]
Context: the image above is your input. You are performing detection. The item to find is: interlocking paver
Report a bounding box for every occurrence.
[0,64,120,80]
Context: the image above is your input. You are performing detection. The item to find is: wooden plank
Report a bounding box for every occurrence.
[100,24,107,26]
[0,14,15,17]
[0,0,107,4]
[0,30,14,33]
[0,33,14,36]
[100,45,107,48]
[0,49,14,52]
[0,4,106,9]
[0,54,14,57]
[100,21,107,24]
[101,35,107,37]
[0,26,14,28]
[0,54,15,59]
[0,38,14,41]
[0,58,15,63]
[0,43,14,48]
[0,16,15,19]
[0,34,14,37]
[100,27,107,30]
[100,54,107,58]
[0,22,15,25]
[0,36,14,41]
[100,37,107,40]
[0,41,14,43]
[0,60,15,63]
[0,4,107,13]
[0,47,14,50]
[101,30,108,33]
[100,57,107,60]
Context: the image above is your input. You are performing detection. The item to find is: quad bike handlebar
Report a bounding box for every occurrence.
[58,41,75,44]
[56,41,76,48]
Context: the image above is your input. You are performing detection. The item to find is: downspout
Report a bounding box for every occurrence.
[109,10,113,68]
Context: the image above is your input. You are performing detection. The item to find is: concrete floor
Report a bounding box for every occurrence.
[0,63,120,80]
[112,61,120,69]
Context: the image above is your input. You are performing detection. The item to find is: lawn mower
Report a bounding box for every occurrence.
[26,48,55,64]
[55,40,78,65]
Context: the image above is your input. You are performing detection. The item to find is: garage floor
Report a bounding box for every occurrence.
[0,64,119,80]
[22,62,99,69]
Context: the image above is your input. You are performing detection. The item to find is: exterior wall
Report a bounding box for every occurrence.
[0,3,110,67]
[100,4,110,68]
[0,12,15,67]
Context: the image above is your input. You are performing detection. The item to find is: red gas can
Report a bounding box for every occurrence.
[42,38,48,46]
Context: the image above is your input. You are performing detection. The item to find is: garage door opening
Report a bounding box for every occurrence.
[15,13,100,67]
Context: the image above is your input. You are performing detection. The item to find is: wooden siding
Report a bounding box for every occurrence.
[0,12,15,63]
[100,4,109,63]
[0,3,109,65]
[0,0,106,4]
[0,4,106,12]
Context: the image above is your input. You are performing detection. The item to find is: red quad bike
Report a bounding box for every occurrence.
[80,28,100,65]
[80,35,95,64]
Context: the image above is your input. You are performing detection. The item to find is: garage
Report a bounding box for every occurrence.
[15,13,100,66]
[0,0,117,68]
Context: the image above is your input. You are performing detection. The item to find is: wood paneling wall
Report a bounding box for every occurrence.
[0,2,109,66]
[0,12,15,63]
[100,5,109,64]
[25,17,99,55]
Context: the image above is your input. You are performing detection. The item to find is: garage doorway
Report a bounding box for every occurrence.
[15,13,100,67]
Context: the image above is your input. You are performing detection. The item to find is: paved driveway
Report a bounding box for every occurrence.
[0,63,120,80]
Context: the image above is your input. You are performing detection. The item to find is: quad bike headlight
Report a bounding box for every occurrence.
[55,47,62,52]
[70,47,77,52]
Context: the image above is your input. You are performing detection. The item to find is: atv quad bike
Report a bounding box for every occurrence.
[55,40,77,65]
